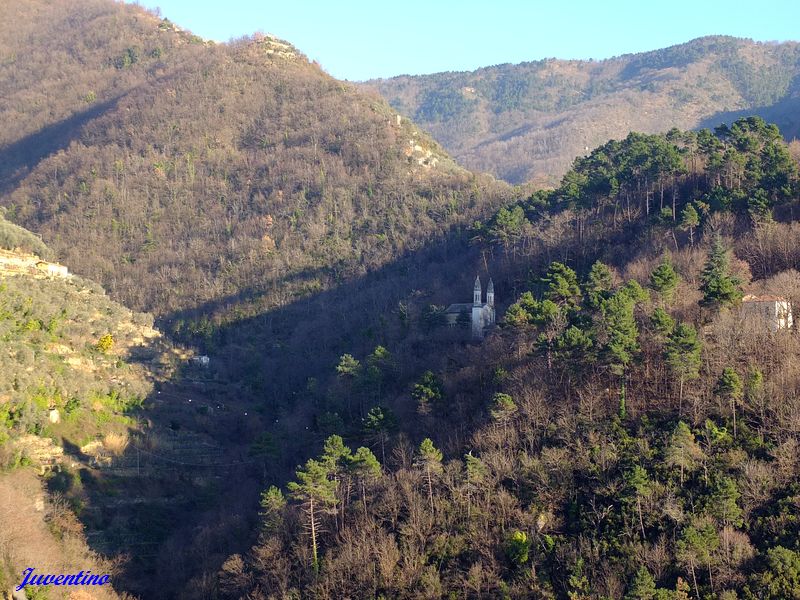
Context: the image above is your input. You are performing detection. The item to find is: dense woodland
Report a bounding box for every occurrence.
[215,117,800,599]
[367,36,800,185]
[2,2,800,599]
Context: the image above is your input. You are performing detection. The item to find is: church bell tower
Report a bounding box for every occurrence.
[473,275,482,305]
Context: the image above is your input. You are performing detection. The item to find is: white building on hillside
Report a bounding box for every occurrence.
[445,275,495,339]
[741,294,793,331]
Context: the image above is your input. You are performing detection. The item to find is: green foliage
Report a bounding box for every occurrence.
[488,205,527,247]
[744,546,800,600]
[651,307,675,336]
[700,235,743,309]
[600,288,640,375]
[505,530,530,566]
[349,446,381,480]
[412,371,443,414]
[95,333,114,353]
[716,367,743,402]
[676,517,719,586]
[464,451,487,484]
[665,322,702,402]
[649,258,679,301]
[680,203,699,230]
[0,214,51,257]
[287,458,338,505]
[259,485,286,532]
[490,392,517,422]
[417,438,443,465]
[707,476,743,528]
[626,566,657,600]
[113,46,139,69]
[665,421,704,484]
[567,558,591,599]
[336,354,361,378]
[543,262,582,308]
[417,87,476,122]
[362,406,397,437]
[585,260,614,309]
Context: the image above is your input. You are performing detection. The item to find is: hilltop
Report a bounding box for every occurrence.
[366,36,800,185]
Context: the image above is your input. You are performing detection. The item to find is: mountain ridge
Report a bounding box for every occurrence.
[364,35,800,185]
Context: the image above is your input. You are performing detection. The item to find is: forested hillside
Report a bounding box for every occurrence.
[0,213,182,599]
[220,117,800,599]
[0,0,513,449]
[0,0,509,324]
[5,2,800,599]
[366,36,800,185]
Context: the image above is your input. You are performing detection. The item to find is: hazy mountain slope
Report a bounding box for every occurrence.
[0,0,509,330]
[366,36,800,185]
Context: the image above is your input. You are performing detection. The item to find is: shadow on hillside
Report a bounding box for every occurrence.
[75,228,512,599]
[0,96,125,196]
[700,94,800,140]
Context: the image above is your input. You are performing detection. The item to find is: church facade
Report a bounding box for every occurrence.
[445,275,495,338]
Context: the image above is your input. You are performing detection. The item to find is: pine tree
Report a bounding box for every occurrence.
[585,260,615,309]
[287,458,338,571]
[700,235,742,309]
[649,257,679,303]
[320,434,352,528]
[543,262,582,309]
[412,370,443,415]
[464,451,488,520]
[416,438,443,511]
[666,421,704,486]
[624,465,651,541]
[490,392,517,423]
[665,322,702,414]
[348,446,381,514]
[651,307,675,337]
[680,203,700,246]
[708,476,743,529]
[362,406,397,464]
[336,353,361,378]
[715,367,743,438]
[259,485,286,534]
[601,290,640,376]
[676,517,719,596]
[626,566,657,600]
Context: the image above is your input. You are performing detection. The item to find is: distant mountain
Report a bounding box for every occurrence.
[365,36,800,185]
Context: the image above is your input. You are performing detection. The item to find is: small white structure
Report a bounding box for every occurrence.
[36,261,70,278]
[741,294,793,331]
[48,408,60,424]
[445,275,496,339]
[190,355,210,367]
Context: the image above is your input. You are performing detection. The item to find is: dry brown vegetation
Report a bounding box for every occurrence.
[367,37,800,185]
[0,470,129,599]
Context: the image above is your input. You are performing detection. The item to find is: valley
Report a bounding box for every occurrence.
[1,2,800,599]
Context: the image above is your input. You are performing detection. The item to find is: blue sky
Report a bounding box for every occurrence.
[130,1,800,81]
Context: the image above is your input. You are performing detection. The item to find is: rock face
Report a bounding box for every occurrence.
[13,435,64,470]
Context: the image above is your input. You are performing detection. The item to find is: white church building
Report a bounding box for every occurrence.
[445,275,496,338]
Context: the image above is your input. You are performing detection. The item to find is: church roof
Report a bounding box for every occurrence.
[445,303,473,313]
